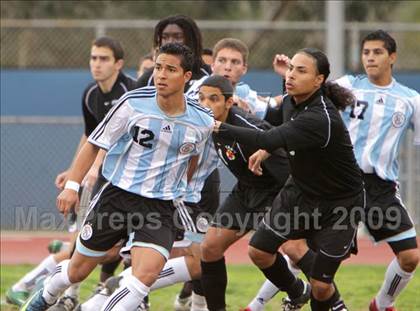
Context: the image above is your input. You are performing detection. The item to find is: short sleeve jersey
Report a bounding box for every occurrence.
[336,75,420,181]
[88,86,214,200]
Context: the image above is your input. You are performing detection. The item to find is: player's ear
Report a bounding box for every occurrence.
[226,96,234,109]
[115,59,124,71]
[184,70,192,84]
[389,52,397,67]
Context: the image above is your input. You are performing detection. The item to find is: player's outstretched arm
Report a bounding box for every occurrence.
[56,142,100,216]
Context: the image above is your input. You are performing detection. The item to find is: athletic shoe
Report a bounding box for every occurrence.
[77,277,122,311]
[48,240,64,254]
[239,308,252,311]
[191,292,208,311]
[20,287,53,311]
[5,288,29,306]
[48,295,78,311]
[136,299,151,311]
[174,294,192,311]
[281,282,311,311]
[369,298,397,311]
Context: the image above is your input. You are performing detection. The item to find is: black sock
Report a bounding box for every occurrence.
[310,289,342,311]
[296,248,316,280]
[192,279,204,296]
[260,253,304,299]
[179,280,193,299]
[200,257,227,311]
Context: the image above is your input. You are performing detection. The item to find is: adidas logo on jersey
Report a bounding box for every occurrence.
[161,124,172,133]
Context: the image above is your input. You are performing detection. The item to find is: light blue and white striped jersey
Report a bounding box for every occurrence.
[185,78,269,119]
[88,86,214,200]
[184,138,219,203]
[337,75,420,181]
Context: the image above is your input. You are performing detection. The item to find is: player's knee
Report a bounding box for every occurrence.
[281,239,308,262]
[398,248,420,272]
[68,262,91,283]
[310,279,334,301]
[201,239,223,260]
[248,246,273,268]
[131,267,159,287]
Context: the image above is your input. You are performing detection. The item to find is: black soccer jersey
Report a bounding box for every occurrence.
[136,64,211,92]
[213,106,289,188]
[82,72,137,136]
[219,89,363,199]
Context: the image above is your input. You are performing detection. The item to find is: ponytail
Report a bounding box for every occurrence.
[323,82,355,111]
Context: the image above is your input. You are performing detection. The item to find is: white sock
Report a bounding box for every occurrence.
[101,275,149,311]
[42,259,73,305]
[151,257,192,291]
[375,258,414,310]
[12,255,57,292]
[284,255,301,277]
[63,283,80,298]
[247,279,279,311]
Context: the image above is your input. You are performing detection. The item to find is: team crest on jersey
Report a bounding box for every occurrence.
[225,145,236,160]
[196,216,209,232]
[179,142,196,154]
[80,223,93,240]
[392,111,405,128]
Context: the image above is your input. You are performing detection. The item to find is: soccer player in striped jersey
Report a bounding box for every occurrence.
[21,43,214,311]
[335,30,419,311]
[6,36,136,310]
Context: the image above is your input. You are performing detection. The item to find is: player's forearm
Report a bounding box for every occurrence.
[67,142,100,184]
[68,134,88,168]
[91,149,106,171]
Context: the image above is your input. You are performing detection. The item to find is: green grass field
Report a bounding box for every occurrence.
[1,264,419,310]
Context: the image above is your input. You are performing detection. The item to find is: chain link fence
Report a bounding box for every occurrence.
[1,117,419,231]
[1,19,420,70]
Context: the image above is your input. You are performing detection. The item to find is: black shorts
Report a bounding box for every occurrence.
[363,174,416,244]
[77,183,178,260]
[250,181,364,260]
[172,169,221,240]
[211,182,280,232]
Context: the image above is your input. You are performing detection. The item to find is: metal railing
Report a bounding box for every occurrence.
[2,19,420,70]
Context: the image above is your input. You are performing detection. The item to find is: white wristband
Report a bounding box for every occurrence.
[268,97,278,108]
[65,180,80,192]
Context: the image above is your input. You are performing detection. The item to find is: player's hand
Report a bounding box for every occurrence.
[56,189,79,217]
[55,170,69,190]
[273,54,290,77]
[248,149,270,176]
[82,166,99,191]
[233,95,252,113]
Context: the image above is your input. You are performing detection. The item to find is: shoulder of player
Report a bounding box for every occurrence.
[186,97,214,124]
[117,72,137,91]
[82,82,99,109]
[392,79,419,98]
[117,86,157,106]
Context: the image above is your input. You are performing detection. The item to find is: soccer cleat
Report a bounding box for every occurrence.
[20,287,53,311]
[48,240,64,254]
[48,295,79,311]
[5,288,30,307]
[369,298,397,311]
[239,308,252,311]
[174,293,192,311]
[77,277,122,311]
[136,299,151,311]
[281,282,311,311]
